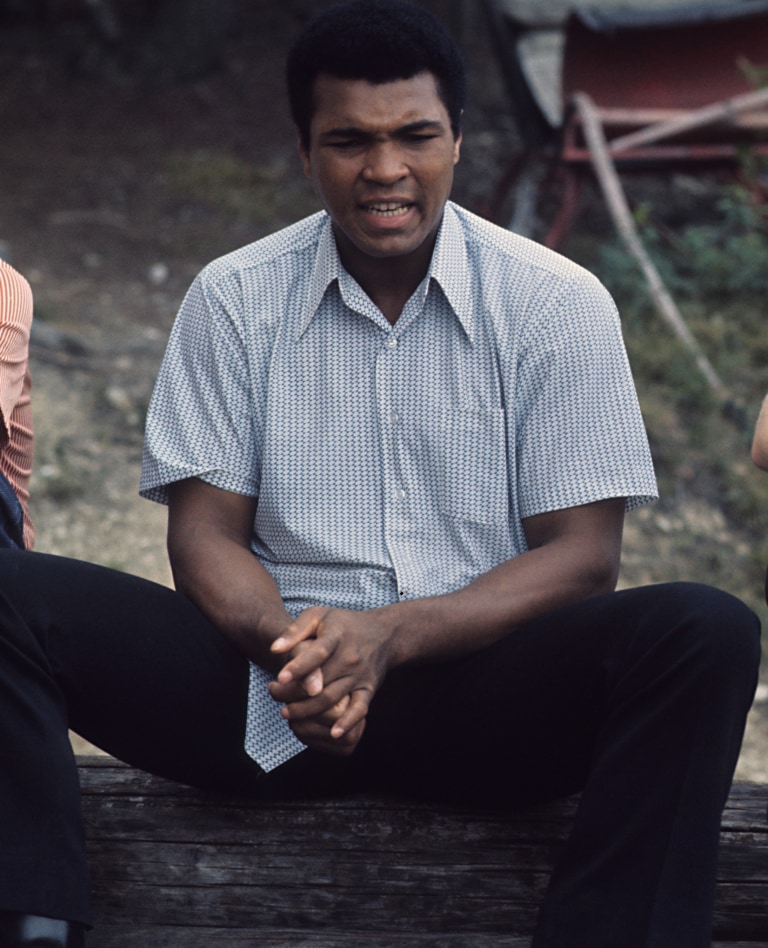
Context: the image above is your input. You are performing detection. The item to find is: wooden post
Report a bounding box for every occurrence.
[572,91,732,408]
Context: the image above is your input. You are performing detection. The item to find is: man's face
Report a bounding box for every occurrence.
[299,71,461,273]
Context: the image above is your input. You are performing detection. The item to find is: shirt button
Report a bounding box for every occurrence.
[385,336,398,349]
[389,410,400,424]
[396,488,406,500]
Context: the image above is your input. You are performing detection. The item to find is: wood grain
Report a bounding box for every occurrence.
[77,758,768,945]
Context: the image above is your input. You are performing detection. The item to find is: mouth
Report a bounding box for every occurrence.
[360,201,414,218]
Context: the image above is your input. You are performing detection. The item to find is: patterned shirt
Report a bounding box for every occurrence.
[140,202,658,771]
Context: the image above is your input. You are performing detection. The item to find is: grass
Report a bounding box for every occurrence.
[575,169,768,621]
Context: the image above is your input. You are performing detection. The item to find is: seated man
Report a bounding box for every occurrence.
[0,2,760,946]
[0,258,33,549]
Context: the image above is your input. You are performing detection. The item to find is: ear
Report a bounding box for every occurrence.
[453,129,462,166]
[453,113,463,165]
[297,129,312,178]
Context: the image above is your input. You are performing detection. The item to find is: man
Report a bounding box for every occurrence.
[0,2,760,946]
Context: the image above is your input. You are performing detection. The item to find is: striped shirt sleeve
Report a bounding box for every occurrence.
[0,260,34,548]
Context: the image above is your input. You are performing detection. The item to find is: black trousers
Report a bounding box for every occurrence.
[0,550,760,947]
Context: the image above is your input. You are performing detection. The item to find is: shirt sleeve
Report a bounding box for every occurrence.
[512,270,658,518]
[140,266,264,504]
[0,261,33,444]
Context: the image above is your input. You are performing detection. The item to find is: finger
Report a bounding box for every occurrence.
[330,688,372,739]
[274,638,326,695]
[328,694,351,719]
[299,666,324,697]
[279,677,353,721]
[269,672,328,704]
[276,638,335,687]
[290,717,366,756]
[289,719,346,754]
[268,678,313,705]
[299,694,352,729]
[270,607,324,654]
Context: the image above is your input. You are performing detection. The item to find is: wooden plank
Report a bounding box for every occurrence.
[77,759,768,943]
[80,934,768,948]
[84,929,533,947]
[589,106,768,131]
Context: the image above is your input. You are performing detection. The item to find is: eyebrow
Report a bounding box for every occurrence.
[320,119,446,140]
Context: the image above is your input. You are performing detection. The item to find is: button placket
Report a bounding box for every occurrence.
[378,330,410,599]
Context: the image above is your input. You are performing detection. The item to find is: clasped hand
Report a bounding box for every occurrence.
[267,606,394,755]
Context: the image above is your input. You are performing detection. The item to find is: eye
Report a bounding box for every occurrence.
[327,138,365,151]
[403,133,438,145]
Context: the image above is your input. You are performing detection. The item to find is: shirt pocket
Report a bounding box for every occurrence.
[426,407,509,525]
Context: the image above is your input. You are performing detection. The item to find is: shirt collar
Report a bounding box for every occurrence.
[428,202,474,341]
[298,203,474,341]
[298,215,340,337]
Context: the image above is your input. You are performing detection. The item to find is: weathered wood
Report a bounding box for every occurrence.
[77,758,768,946]
[81,930,534,947]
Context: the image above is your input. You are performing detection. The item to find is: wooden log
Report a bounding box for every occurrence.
[77,757,768,946]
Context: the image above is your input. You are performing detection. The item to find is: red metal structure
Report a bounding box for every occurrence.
[483,0,768,245]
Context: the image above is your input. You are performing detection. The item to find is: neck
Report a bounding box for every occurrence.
[334,230,437,327]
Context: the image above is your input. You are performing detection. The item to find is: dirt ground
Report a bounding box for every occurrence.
[0,0,765,779]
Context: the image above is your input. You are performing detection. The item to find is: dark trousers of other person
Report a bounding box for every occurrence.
[0,549,760,947]
[0,472,24,550]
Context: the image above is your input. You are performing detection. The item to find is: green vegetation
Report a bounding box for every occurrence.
[584,168,768,620]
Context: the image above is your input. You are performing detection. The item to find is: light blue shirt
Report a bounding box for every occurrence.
[140,202,657,771]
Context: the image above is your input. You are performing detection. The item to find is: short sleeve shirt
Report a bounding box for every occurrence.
[140,202,658,771]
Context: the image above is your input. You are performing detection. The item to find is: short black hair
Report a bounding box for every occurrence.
[286,0,466,151]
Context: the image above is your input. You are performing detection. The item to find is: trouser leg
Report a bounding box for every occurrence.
[526,583,760,948]
[268,582,760,947]
[0,550,260,926]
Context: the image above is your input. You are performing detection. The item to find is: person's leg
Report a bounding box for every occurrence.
[268,582,760,947]
[524,584,759,948]
[0,549,262,928]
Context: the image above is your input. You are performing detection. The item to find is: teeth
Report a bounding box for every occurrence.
[366,202,410,216]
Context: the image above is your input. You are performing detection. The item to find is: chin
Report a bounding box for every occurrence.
[361,232,429,259]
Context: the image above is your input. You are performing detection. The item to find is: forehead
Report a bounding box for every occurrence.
[309,72,449,133]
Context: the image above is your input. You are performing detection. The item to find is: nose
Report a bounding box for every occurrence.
[362,141,408,184]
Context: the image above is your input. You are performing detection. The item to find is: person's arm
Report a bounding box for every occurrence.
[167,477,297,674]
[752,394,768,471]
[270,496,625,744]
[167,476,361,753]
[0,262,33,446]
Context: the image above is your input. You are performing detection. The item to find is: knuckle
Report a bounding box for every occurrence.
[339,646,361,667]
